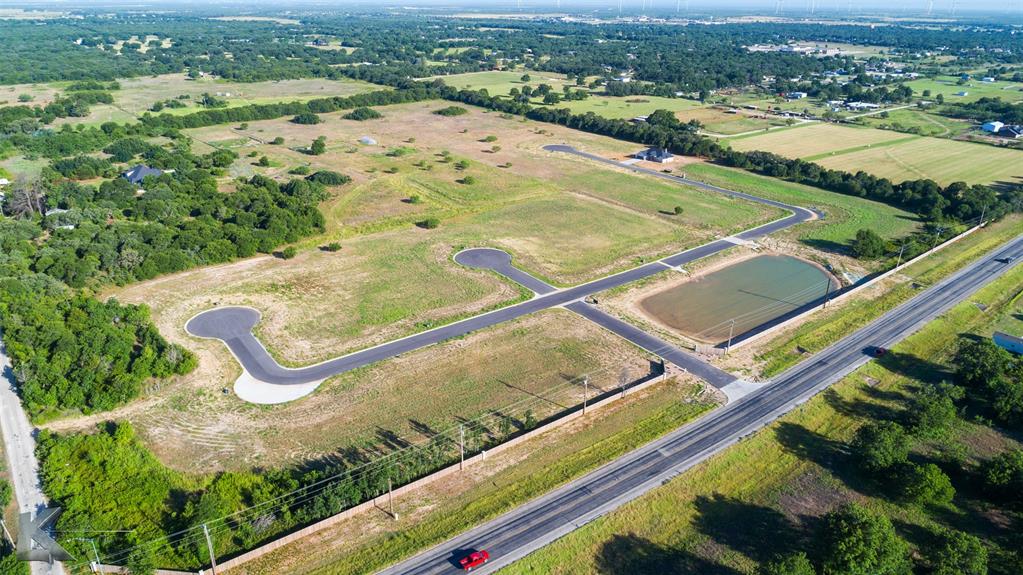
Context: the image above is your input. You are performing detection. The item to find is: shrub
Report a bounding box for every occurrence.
[433,106,468,117]
[291,113,322,125]
[271,136,285,145]
[851,421,910,472]
[930,529,987,575]
[343,107,382,121]
[898,463,955,506]
[257,156,270,167]
[461,175,477,185]
[818,503,912,575]
[762,552,815,575]
[418,218,440,230]
[305,170,351,186]
[309,136,326,155]
[289,166,311,175]
[673,205,684,215]
[852,228,886,259]
[321,242,342,252]
[408,195,422,204]
[279,246,298,259]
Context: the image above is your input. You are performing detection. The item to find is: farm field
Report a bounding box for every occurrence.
[813,134,1023,186]
[678,106,789,135]
[905,75,1023,104]
[510,250,1023,575]
[48,74,383,125]
[855,106,972,138]
[731,122,1023,186]
[729,122,908,156]
[423,70,580,96]
[549,95,704,119]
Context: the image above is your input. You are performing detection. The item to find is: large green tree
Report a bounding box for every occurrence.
[818,504,911,575]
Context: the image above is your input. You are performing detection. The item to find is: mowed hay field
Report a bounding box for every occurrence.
[813,136,1023,187]
[729,123,908,157]
[46,309,657,473]
[732,123,1023,186]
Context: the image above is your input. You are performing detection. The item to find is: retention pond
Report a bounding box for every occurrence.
[640,254,838,344]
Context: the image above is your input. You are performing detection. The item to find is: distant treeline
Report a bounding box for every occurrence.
[942,97,1023,125]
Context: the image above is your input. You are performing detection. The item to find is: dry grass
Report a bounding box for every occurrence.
[730,123,907,157]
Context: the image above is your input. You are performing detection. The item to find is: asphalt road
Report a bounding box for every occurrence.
[375,234,1023,575]
[0,334,63,575]
[187,146,815,388]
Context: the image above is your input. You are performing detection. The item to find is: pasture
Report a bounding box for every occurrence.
[50,74,382,125]
[905,75,1023,104]
[550,95,704,119]
[423,70,579,96]
[731,122,1023,186]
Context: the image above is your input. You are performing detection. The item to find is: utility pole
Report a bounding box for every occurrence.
[980,203,987,226]
[387,478,396,519]
[459,425,465,471]
[895,241,907,268]
[203,523,218,575]
[726,319,736,354]
[76,538,101,573]
[582,375,589,414]
[822,280,833,309]
[0,519,12,547]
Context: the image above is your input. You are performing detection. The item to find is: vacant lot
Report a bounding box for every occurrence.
[185,100,777,285]
[48,309,659,473]
[731,122,1023,186]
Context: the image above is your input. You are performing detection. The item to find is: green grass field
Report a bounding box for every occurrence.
[906,75,1023,104]
[813,135,1023,186]
[682,163,921,250]
[855,107,972,138]
[548,95,704,119]
[731,122,1023,186]
[510,235,1023,575]
[423,70,579,96]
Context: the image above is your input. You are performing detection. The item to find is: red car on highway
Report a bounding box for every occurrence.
[459,550,490,571]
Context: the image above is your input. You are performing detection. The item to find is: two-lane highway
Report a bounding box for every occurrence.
[376,233,1023,575]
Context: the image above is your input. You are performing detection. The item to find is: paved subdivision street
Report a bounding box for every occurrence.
[374,233,1023,575]
[187,146,816,395]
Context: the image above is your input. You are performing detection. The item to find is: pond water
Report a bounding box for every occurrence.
[640,254,838,344]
